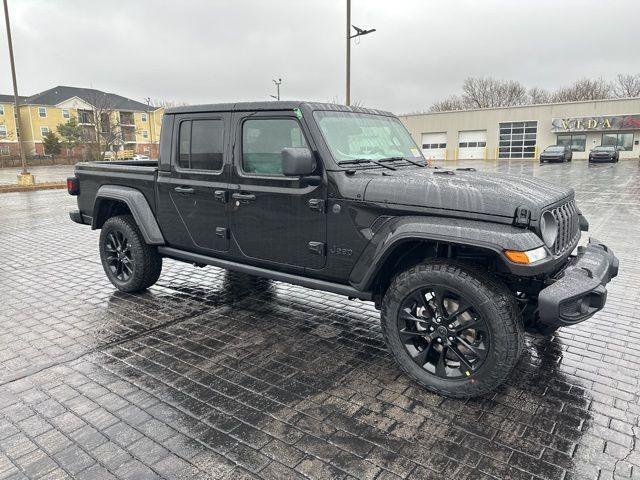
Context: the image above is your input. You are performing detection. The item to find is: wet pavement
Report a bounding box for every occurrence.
[0,159,639,479]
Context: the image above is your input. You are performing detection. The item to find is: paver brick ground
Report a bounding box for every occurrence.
[0,159,639,479]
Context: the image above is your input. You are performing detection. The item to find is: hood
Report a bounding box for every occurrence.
[338,167,572,220]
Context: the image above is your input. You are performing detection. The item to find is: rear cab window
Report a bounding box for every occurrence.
[177,119,224,172]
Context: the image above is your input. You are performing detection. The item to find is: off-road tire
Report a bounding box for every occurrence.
[381,260,524,398]
[99,215,162,293]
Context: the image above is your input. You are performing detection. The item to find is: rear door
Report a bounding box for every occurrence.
[156,112,231,253]
[228,110,327,271]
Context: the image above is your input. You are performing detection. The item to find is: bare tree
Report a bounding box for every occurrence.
[461,77,528,109]
[551,78,611,103]
[527,87,551,105]
[428,95,465,112]
[150,99,189,108]
[613,73,640,98]
[82,91,139,161]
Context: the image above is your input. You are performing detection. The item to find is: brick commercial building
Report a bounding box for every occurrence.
[0,86,163,160]
[399,97,640,161]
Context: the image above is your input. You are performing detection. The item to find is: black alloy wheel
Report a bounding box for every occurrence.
[397,286,489,379]
[99,215,162,292]
[104,230,134,282]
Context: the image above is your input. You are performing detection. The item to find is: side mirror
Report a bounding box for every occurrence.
[282,147,316,176]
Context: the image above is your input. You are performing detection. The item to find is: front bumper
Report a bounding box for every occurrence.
[538,238,618,329]
[589,156,614,162]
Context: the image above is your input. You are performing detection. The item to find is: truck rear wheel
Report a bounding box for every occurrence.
[381,261,523,398]
[99,215,162,293]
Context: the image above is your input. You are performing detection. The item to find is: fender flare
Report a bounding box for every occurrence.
[349,215,546,291]
[92,185,165,245]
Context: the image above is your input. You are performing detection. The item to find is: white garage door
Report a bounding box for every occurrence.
[421,132,447,160]
[458,130,487,159]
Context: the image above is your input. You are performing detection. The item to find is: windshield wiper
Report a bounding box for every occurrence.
[379,156,426,168]
[338,158,396,171]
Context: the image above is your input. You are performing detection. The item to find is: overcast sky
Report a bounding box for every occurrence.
[1,0,639,113]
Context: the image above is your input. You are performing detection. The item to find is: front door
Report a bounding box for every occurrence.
[156,113,230,253]
[228,111,327,271]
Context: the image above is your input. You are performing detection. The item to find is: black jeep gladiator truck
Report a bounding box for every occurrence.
[68,101,618,398]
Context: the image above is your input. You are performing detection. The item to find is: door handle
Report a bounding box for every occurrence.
[174,186,194,194]
[232,192,256,203]
[214,190,228,203]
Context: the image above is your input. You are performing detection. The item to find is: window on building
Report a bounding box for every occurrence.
[498,121,537,158]
[62,109,70,119]
[142,130,149,139]
[422,143,446,149]
[242,118,307,175]
[79,111,92,124]
[557,134,586,152]
[0,105,4,115]
[0,145,9,155]
[38,107,47,118]
[40,127,49,136]
[602,132,634,151]
[177,119,224,171]
[141,113,148,122]
[0,125,6,137]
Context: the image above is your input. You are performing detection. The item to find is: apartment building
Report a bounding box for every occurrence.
[0,86,163,158]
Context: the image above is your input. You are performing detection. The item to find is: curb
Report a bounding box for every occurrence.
[0,182,66,194]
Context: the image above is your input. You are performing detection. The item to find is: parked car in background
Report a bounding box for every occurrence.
[539,145,572,163]
[133,154,150,161]
[589,146,619,163]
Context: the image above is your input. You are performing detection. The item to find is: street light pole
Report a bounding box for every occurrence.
[346,0,351,106]
[145,97,153,157]
[270,78,282,101]
[345,0,375,106]
[2,0,30,181]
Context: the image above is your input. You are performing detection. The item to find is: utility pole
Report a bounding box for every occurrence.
[145,97,153,157]
[2,0,32,184]
[345,0,375,106]
[270,78,282,101]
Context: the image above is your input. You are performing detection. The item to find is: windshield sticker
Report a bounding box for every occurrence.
[293,108,302,119]
[410,148,421,158]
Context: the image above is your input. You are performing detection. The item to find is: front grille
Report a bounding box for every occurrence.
[548,199,580,255]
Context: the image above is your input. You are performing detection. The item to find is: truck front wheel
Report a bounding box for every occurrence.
[99,215,162,293]
[381,261,523,398]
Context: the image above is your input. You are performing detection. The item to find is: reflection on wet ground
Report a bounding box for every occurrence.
[0,159,638,479]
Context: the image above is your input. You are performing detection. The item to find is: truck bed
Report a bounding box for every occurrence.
[74,160,159,219]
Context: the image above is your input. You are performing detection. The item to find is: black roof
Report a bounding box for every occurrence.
[165,101,393,116]
[17,86,150,111]
[0,94,27,104]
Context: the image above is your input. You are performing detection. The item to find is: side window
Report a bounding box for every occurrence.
[242,118,308,175]
[177,119,224,171]
[178,121,191,168]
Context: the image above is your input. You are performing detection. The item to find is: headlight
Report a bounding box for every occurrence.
[540,211,558,248]
[504,246,548,264]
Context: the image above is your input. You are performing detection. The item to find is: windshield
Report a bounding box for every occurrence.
[593,146,615,151]
[313,111,424,163]
[545,146,564,152]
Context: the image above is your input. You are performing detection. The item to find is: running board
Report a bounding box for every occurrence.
[157,246,372,301]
